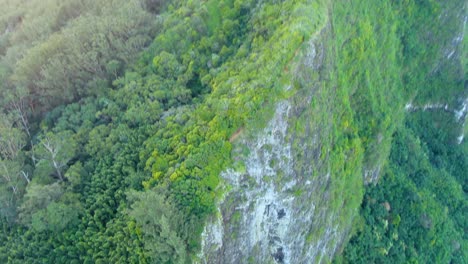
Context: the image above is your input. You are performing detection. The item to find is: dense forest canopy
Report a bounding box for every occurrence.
[0,0,162,112]
[0,0,466,263]
[338,111,467,263]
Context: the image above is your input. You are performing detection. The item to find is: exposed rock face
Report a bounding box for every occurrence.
[199,100,343,263]
[197,2,467,263]
[198,26,353,263]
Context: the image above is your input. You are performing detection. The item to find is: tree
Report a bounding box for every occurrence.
[31,201,80,232]
[0,113,29,222]
[0,158,28,222]
[0,113,26,160]
[19,182,64,225]
[36,131,77,181]
[128,190,188,264]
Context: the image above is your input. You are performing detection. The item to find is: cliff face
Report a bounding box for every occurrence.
[198,23,357,264]
[196,0,466,263]
[0,0,464,262]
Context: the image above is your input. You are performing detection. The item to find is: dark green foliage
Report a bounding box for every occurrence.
[128,190,190,263]
[340,113,467,263]
[31,201,81,233]
[335,0,466,261]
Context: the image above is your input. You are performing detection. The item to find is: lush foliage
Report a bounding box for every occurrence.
[0,0,465,262]
[339,111,467,263]
[334,0,467,262]
[0,0,330,262]
[0,0,160,111]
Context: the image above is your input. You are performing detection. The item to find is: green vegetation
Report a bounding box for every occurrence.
[0,0,465,263]
[0,0,329,262]
[0,0,159,111]
[332,0,466,262]
[338,112,467,263]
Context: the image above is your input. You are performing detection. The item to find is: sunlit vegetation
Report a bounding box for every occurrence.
[0,0,331,261]
[0,0,160,111]
[0,0,465,262]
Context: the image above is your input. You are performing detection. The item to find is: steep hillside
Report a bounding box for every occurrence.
[0,0,465,263]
